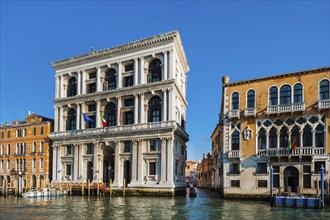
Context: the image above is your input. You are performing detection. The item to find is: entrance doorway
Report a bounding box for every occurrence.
[32,175,36,189]
[284,166,299,192]
[103,145,114,187]
[87,162,93,183]
[123,160,131,186]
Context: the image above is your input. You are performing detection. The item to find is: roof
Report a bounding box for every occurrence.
[225,66,330,87]
[50,30,189,72]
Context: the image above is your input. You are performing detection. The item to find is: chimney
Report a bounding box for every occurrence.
[222,76,229,85]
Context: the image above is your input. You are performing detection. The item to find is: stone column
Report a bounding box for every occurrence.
[57,146,62,181]
[162,89,167,121]
[59,106,63,132]
[167,137,174,184]
[131,140,138,183]
[81,70,86,95]
[168,49,174,79]
[163,51,168,80]
[96,67,101,92]
[134,94,139,124]
[161,139,167,183]
[52,146,57,181]
[137,140,144,182]
[76,104,81,130]
[77,71,81,95]
[140,57,144,84]
[74,145,79,181]
[117,63,122,89]
[113,142,120,186]
[55,75,60,99]
[93,142,98,183]
[96,100,101,128]
[98,154,104,183]
[59,75,63,98]
[140,93,145,123]
[312,130,316,148]
[134,58,138,85]
[81,103,85,130]
[117,97,122,126]
[168,88,174,121]
[54,106,59,132]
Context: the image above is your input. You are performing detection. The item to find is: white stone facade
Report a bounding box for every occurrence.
[50,31,189,190]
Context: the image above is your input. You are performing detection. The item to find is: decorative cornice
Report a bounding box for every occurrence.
[50,30,185,70]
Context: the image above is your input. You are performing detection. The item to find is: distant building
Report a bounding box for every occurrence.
[218,67,330,198]
[185,161,198,184]
[50,30,189,195]
[0,114,53,190]
[196,153,212,188]
[210,123,222,191]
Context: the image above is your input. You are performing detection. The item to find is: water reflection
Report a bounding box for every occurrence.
[0,189,329,220]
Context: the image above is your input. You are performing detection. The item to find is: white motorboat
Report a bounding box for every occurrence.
[22,188,68,198]
[22,190,37,198]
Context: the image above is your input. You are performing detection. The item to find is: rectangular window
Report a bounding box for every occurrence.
[258,180,267,187]
[257,163,267,174]
[123,76,134,87]
[124,98,134,107]
[150,140,157,151]
[125,64,134,72]
[1,132,4,139]
[303,165,311,173]
[87,144,94,154]
[303,175,311,188]
[40,127,44,135]
[273,174,280,187]
[149,162,156,175]
[66,164,72,176]
[32,142,36,153]
[7,131,10,138]
[40,158,44,169]
[124,141,131,153]
[314,161,326,174]
[66,145,72,155]
[89,72,96,79]
[124,111,134,125]
[230,163,240,174]
[231,180,240,187]
[88,83,96,93]
[33,159,36,169]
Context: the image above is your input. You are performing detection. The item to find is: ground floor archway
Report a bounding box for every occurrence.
[284,166,299,192]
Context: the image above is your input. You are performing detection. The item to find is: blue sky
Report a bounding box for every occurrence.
[1,1,329,161]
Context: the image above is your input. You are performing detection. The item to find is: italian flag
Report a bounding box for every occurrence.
[100,113,108,127]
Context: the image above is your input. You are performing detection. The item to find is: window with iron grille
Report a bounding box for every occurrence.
[303,175,311,188]
[149,162,156,175]
[231,180,240,187]
[124,141,131,153]
[258,180,267,187]
[257,163,267,174]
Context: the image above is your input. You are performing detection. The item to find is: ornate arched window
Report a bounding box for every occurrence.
[280,127,288,148]
[269,86,278,106]
[258,128,266,150]
[280,85,291,105]
[293,83,303,103]
[303,125,312,147]
[315,124,324,147]
[231,92,239,110]
[247,90,255,108]
[291,125,300,147]
[67,77,77,97]
[105,68,117,90]
[319,79,329,100]
[147,59,162,83]
[104,102,117,126]
[231,130,240,150]
[269,127,277,148]
[148,96,162,122]
[66,108,76,131]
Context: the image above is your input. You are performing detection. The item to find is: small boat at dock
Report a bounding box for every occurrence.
[22,188,68,198]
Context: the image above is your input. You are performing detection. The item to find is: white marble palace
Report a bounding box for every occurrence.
[49,30,189,193]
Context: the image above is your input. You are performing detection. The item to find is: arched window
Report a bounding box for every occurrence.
[303,125,312,147]
[105,68,117,90]
[40,142,44,153]
[231,130,240,150]
[293,83,303,103]
[258,128,266,150]
[319,79,329,100]
[67,77,77,97]
[40,158,44,169]
[315,124,324,147]
[148,59,162,83]
[280,85,291,105]
[269,86,278,106]
[231,92,239,110]
[280,127,288,148]
[104,103,117,126]
[32,142,36,153]
[66,108,76,131]
[33,158,36,169]
[247,90,255,108]
[291,125,300,147]
[148,96,162,122]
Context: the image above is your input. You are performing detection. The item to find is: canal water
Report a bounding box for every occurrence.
[1,189,329,219]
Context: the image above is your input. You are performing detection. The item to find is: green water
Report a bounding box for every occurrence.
[0,189,329,219]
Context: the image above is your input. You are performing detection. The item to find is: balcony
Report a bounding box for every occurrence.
[257,147,325,157]
[228,150,241,158]
[51,121,188,141]
[267,103,305,115]
[318,99,330,110]
[244,108,256,117]
[228,110,240,119]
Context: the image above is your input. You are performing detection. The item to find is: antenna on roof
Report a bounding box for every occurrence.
[91,47,96,52]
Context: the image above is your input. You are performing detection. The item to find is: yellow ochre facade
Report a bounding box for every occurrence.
[219,67,330,198]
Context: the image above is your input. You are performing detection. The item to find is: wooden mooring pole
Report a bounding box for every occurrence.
[81,178,84,196]
[87,179,90,197]
[109,178,112,197]
[123,179,126,197]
